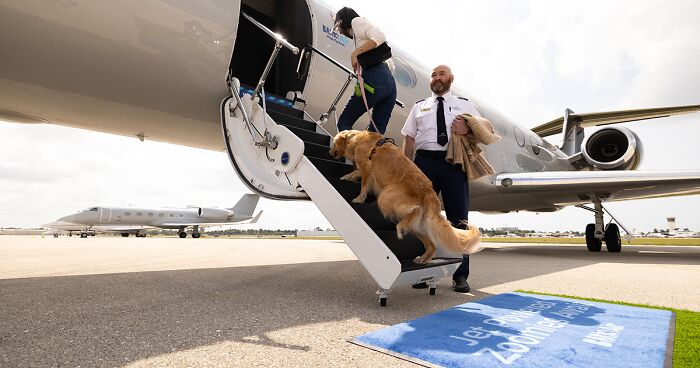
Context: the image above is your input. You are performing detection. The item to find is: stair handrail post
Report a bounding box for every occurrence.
[252,40,284,102]
[320,74,353,124]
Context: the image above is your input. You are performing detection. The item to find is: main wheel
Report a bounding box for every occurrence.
[178,232,187,238]
[53,234,59,238]
[379,297,387,307]
[604,223,622,253]
[192,233,201,238]
[429,287,436,296]
[585,224,602,252]
[121,233,129,237]
[80,233,88,238]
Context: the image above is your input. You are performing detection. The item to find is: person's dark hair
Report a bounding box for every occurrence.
[334,7,360,38]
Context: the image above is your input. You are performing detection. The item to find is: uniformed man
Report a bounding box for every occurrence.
[401,64,479,293]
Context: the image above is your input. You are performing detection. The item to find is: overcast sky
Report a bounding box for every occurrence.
[1,0,699,232]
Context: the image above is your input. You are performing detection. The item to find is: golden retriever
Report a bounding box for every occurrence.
[330,130,480,264]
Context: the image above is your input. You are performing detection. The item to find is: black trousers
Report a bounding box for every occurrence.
[414,150,470,280]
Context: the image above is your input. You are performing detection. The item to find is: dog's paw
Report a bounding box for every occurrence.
[396,228,405,240]
[413,256,428,265]
[340,173,353,181]
[351,195,366,204]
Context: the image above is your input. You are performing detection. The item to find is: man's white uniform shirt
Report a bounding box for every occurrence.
[401,91,481,151]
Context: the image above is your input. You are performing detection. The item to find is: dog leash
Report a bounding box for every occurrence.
[356,64,383,135]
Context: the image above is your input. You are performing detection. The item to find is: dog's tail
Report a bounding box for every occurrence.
[423,195,481,254]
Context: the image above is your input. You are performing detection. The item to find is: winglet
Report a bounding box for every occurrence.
[229,194,260,217]
[248,211,263,224]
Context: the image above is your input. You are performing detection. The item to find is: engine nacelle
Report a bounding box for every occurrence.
[196,207,232,220]
[581,127,643,170]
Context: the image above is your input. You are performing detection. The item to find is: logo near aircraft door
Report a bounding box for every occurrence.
[281,152,290,165]
[322,24,350,47]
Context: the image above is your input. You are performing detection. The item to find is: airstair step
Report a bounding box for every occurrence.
[269,110,317,132]
[303,142,343,162]
[400,257,463,272]
[284,125,330,146]
[307,157,353,179]
[326,178,377,203]
[264,100,303,119]
[349,202,397,232]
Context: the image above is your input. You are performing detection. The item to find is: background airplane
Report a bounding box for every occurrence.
[1,0,699,255]
[44,194,262,238]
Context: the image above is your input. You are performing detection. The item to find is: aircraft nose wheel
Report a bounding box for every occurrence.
[604,223,622,252]
[178,232,187,238]
[585,223,602,252]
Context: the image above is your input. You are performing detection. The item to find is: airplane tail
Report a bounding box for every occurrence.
[229,194,260,217]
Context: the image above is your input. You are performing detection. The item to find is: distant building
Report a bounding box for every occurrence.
[496,226,519,232]
[296,230,339,237]
[667,217,676,231]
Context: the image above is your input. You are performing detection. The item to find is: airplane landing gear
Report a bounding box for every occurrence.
[578,194,625,253]
[604,223,621,252]
[121,233,129,237]
[585,224,602,252]
[178,232,187,238]
[80,232,88,238]
[192,225,201,238]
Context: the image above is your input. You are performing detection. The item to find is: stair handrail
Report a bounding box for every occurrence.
[241,12,300,100]
[299,44,404,125]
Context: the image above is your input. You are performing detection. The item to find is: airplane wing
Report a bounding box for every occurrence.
[490,170,700,210]
[532,105,700,137]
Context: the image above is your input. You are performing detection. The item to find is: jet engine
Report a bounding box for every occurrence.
[581,127,643,170]
[196,208,233,220]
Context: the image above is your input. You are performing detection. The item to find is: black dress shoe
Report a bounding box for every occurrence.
[412,282,429,289]
[453,277,470,293]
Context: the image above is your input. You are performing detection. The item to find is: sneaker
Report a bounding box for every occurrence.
[412,282,429,289]
[452,277,470,293]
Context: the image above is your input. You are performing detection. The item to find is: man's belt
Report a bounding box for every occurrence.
[416,149,447,159]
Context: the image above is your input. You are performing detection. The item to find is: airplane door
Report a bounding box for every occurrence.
[99,208,111,223]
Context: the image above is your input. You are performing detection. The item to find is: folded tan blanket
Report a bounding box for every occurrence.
[446,114,500,181]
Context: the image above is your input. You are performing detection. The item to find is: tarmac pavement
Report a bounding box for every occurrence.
[1,236,698,367]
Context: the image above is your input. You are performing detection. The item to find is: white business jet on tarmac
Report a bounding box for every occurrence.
[44,194,261,238]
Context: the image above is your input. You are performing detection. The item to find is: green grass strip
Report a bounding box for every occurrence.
[516,290,700,368]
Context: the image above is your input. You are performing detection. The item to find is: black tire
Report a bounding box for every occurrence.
[192,233,201,238]
[585,223,602,252]
[80,233,87,238]
[429,288,436,296]
[605,223,622,253]
[178,232,187,238]
[53,234,59,238]
[379,297,387,307]
[121,233,129,237]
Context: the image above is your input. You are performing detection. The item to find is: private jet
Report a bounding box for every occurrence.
[44,194,262,238]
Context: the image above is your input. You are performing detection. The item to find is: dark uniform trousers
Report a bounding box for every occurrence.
[414,150,470,280]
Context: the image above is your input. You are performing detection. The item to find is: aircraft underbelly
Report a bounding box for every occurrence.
[0,0,241,150]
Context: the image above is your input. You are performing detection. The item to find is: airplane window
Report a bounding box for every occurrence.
[513,127,525,147]
[392,57,417,88]
[159,214,164,218]
[125,212,132,216]
[136,212,142,217]
[178,214,184,218]
[530,135,541,155]
[89,207,98,212]
[169,214,174,217]
[148,213,154,217]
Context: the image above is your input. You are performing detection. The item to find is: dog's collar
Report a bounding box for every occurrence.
[368,137,396,160]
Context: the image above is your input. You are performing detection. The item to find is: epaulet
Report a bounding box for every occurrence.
[457,96,469,101]
[414,98,425,104]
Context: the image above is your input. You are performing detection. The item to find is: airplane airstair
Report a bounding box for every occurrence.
[221,13,463,306]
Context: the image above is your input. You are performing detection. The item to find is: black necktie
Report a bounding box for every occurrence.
[436,96,448,146]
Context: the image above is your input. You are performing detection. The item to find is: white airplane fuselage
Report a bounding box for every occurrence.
[2,0,697,216]
[58,206,245,228]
